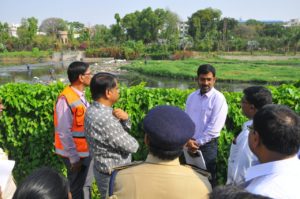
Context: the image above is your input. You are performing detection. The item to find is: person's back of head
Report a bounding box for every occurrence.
[90,72,117,101]
[253,104,300,155]
[210,185,272,199]
[243,86,272,110]
[143,105,195,160]
[67,61,89,83]
[13,167,70,199]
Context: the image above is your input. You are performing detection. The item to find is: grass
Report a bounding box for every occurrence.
[0,50,51,58]
[122,57,300,83]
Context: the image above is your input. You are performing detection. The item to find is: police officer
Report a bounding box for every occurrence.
[108,105,212,199]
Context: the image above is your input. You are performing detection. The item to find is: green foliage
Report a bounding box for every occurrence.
[85,47,123,59]
[269,84,300,114]
[0,82,299,188]
[188,8,222,50]
[121,40,145,60]
[0,50,50,58]
[39,18,67,36]
[0,82,66,183]
[122,58,300,83]
[0,22,10,46]
[16,17,38,50]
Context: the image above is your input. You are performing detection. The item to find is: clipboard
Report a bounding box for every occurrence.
[183,147,207,170]
[0,160,15,190]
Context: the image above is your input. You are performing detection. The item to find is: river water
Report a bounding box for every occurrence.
[0,62,269,92]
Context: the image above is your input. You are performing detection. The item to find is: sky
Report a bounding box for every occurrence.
[1,0,300,26]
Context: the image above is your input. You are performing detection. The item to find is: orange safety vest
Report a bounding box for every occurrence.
[54,86,89,158]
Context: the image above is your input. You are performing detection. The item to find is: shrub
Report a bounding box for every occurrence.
[171,50,194,60]
[0,82,299,187]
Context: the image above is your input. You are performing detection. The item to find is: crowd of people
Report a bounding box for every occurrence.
[0,61,299,199]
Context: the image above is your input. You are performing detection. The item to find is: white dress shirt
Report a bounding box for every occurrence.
[227,120,259,185]
[185,88,228,145]
[245,156,300,199]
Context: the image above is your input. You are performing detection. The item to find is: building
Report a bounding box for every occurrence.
[178,21,189,39]
[284,18,300,27]
[9,24,20,37]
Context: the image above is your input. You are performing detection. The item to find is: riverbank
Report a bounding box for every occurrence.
[121,57,300,83]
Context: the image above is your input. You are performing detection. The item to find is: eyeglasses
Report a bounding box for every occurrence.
[82,72,93,76]
[109,87,120,93]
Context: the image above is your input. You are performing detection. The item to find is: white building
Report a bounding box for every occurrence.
[9,24,20,37]
[284,19,300,27]
[178,21,189,39]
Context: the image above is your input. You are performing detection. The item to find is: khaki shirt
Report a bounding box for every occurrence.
[108,154,212,199]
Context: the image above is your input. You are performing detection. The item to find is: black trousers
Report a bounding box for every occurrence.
[199,138,218,188]
[63,157,94,199]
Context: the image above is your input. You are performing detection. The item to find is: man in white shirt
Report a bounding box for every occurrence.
[245,104,300,199]
[227,86,272,185]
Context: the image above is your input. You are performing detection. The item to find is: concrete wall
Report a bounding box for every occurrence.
[52,51,84,62]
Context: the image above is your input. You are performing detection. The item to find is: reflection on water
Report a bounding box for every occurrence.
[0,62,70,84]
[0,62,269,92]
[118,72,269,92]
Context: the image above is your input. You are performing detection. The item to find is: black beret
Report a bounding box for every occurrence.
[143,105,195,151]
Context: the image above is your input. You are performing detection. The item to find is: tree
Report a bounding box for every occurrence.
[17,17,38,49]
[33,35,55,50]
[259,23,284,38]
[245,19,264,26]
[158,10,180,51]
[39,18,67,37]
[233,24,258,39]
[188,8,222,50]
[286,26,300,54]
[0,22,10,51]
[111,13,125,44]
[218,17,238,51]
[90,24,112,47]
[119,7,173,44]
[247,40,259,55]
[68,21,85,41]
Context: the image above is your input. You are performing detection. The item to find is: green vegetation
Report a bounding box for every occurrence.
[1,7,300,57]
[0,82,299,189]
[122,58,300,83]
[0,49,51,58]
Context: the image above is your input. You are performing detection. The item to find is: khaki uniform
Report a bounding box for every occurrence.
[108,154,212,199]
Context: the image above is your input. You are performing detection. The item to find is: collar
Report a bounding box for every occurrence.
[198,87,215,98]
[145,154,180,166]
[92,101,113,110]
[245,155,299,181]
[70,86,84,97]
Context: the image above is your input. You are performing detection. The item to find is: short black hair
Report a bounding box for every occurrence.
[90,72,117,101]
[67,61,89,83]
[210,185,272,199]
[197,64,216,77]
[13,167,69,199]
[243,86,272,109]
[253,104,300,155]
[148,144,183,160]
